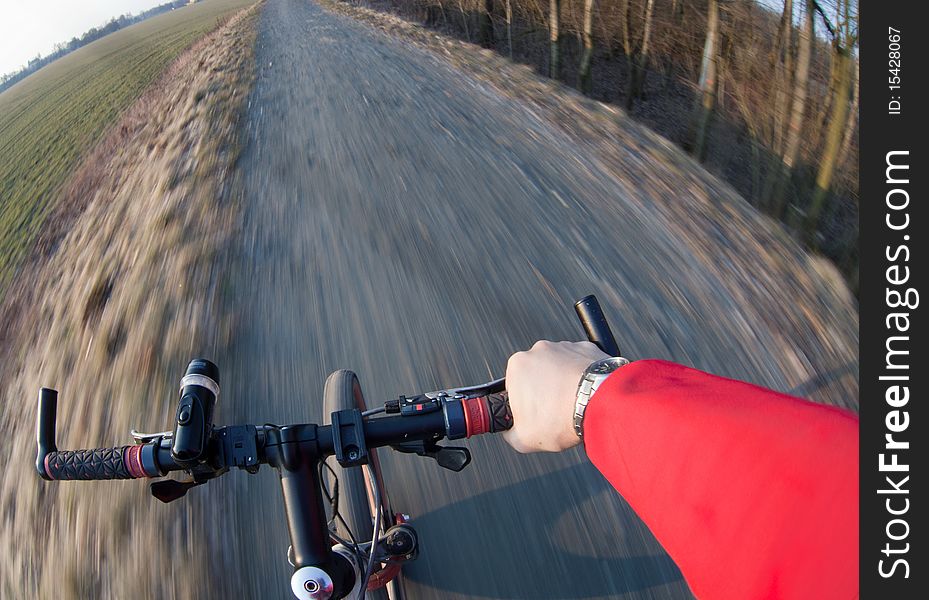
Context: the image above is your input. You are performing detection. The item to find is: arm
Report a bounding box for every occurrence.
[585,359,858,600]
[504,342,859,599]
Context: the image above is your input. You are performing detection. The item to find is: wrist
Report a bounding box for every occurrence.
[574,357,631,439]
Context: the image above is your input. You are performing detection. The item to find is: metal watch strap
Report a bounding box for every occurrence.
[574,357,630,438]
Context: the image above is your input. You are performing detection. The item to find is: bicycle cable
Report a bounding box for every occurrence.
[361,463,383,598]
[319,460,362,554]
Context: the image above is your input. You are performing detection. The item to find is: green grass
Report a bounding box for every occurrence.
[0,0,255,299]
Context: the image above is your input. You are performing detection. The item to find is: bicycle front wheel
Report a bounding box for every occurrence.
[322,370,397,600]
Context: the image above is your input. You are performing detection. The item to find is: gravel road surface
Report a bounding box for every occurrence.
[208,1,855,598]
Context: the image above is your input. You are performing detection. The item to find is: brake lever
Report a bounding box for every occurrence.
[428,376,505,399]
[130,429,173,444]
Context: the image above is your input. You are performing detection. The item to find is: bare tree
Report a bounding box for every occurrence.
[770,0,794,158]
[550,0,562,78]
[689,0,719,161]
[620,0,633,80]
[626,0,655,108]
[505,0,514,57]
[753,0,795,209]
[578,0,596,92]
[457,0,472,42]
[805,0,857,242]
[771,0,813,216]
[481,0,495,46]
[837,56,859,170]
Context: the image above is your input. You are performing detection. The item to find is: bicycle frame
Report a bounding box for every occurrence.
[270,421,423,598]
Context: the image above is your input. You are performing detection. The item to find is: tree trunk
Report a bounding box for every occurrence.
[761,0,795,208]
[578,0,596,92]
[771,0,813,217]
[505,0,513,58]
[457,0,471,42]
[816,46,839,135]
[620,0,632,57]
[771,0,794,157]
[423,4,437,26]
[480,0,495,47]
[626,0,655,109]
[784,14,813,158]
[550,0,561,79]
[690,0,719,161]
[620,0,633,90]
[837,58,859,170]
[805,48,853,244]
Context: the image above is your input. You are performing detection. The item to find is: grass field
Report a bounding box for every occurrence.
[0,0,255,299]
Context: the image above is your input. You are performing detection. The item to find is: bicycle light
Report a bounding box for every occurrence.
[171,358,220,466]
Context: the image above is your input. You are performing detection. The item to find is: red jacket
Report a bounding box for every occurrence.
[584,360,858,599]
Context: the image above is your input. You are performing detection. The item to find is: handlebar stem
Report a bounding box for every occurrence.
[280,451,331,569]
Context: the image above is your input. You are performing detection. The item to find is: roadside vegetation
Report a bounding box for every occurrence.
[0,2,260,597]
[332,0,859,288]
[0,0,255,300]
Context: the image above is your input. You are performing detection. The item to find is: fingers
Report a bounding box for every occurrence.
[502,340,598,454]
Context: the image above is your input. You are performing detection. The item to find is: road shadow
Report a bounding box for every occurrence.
[402,461,684,599]
[788,361,859,409]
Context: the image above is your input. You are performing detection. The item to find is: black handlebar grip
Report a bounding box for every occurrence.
[43,446,149,480]
[574,295,621,356]
[485,392,513,433]
[462,392,513,436]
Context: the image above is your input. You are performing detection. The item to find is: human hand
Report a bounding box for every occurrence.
[502,341,608,453]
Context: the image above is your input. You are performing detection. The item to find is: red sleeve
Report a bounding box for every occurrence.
[584,359,858,600]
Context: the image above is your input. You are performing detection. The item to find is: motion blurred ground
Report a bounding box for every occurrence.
[1,0,856,598]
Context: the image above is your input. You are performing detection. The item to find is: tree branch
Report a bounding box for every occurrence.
[810,0,837,39]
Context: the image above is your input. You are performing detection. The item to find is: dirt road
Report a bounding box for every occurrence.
[208,1,857,598]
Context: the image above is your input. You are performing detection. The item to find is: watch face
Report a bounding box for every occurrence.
[590,357,629,374]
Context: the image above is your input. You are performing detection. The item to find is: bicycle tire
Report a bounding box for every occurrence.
[323,370,394,600]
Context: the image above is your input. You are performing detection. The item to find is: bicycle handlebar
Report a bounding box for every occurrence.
[36,295,619,482]
[34,295,619,599]
[37,398,474,482]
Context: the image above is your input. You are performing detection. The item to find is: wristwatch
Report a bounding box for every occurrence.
[574,357,631,438]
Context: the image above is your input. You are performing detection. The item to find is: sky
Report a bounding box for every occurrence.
[0,0,168,76]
